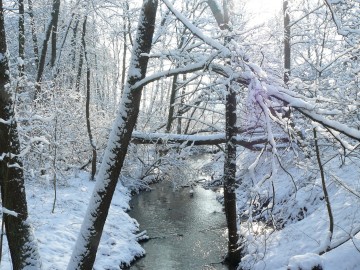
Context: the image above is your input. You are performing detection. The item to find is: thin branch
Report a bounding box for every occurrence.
[314,128,334,254]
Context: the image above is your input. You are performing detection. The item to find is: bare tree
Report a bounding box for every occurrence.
[207,0,243,265]
[0,1,42,268]
[81,16,97,180]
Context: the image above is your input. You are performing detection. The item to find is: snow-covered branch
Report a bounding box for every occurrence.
[162,0,230,55]
[130,60,208,91]
[130,56,236,91]
[1,207,19,217]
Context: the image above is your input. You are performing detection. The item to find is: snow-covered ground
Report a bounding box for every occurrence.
[1,171,144,270]
[235,151,360,270]
[2,149,360,270]
[200,147,360,270]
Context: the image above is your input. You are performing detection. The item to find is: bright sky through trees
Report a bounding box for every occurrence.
[242,0,283,24]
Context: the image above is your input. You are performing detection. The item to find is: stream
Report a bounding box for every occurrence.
[127,180,230,270]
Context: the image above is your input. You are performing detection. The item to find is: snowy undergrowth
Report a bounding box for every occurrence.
[199,146,360,269]
[1,171,144,270]
[236,150,360,270]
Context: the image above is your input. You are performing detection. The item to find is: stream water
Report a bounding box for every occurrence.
[128,181,230,270]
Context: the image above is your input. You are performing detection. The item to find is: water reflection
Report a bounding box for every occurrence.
[128,182,229,270]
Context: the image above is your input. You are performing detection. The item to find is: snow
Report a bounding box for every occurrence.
[132,130,224,142]
[17,57,24,66]
[237,150,360,270]
[0,171,144,269]
[131,131,287,148]
[264,85,360,141]
[0,117,11,124]
[288,253,323,270]
[2,207,19,217]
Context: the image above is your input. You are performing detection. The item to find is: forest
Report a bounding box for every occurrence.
[0,0,360,269]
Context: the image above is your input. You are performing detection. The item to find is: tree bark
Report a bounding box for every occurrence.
[165,73,178,132]
[35,0,61,97]
[67,1,158,269]
[70,16,80,86]
[18,0,25,77]
[165,28,187,133]
[176,74,186,134]
[50,0,60,67]
[207,0,242,265]
[75,17,85,92]
[223,83,242,266]
[53,13,75,79]
[81,17,97,181]
[28,0,39,68]
[0,1,42,268]
[283,0,291,84]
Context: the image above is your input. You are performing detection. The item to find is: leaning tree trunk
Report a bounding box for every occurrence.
[0,1,42,268]
[67,1,158,269]
[50,0,60,67]
[35,0,60,98]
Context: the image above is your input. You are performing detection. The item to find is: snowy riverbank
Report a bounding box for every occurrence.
[1,171,144,270]
[235,151,360,270]
[2,152,360,270]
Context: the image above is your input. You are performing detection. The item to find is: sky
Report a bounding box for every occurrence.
[240,0,283,25]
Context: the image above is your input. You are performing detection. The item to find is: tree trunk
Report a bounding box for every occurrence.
[176,74,186,134]
[50,0,60,67]
[130,131,287,149]
[207,0,242,265]
[67,1,158,269]
[165,73,178,132]
[35,0,60,97]
[70,16,80,85]
[223,84,241,266]
[0,2,42,268]
[28,0,39,68]
[53,13,75,79]
[283,0,291,84]
[75,17,85,92]
[81,17,97,181]
[166,30,187,133]
[18,0,25,77]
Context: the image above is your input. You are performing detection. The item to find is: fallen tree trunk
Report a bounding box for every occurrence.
[131,131,289,150]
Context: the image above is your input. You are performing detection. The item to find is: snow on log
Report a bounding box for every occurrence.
[131,131,289,150]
